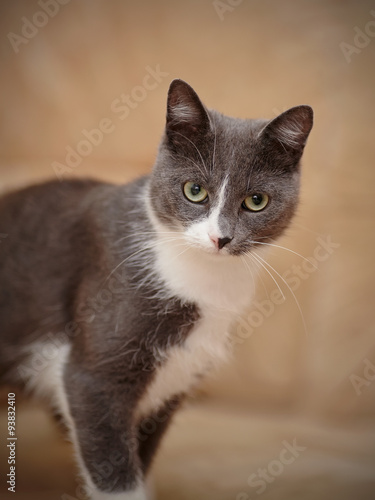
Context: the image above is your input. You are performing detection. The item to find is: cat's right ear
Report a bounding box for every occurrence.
[166,79,211,144]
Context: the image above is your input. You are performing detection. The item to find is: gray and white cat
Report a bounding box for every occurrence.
[0,79,313,499]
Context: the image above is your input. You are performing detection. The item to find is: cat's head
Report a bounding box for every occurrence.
[149,79,313,257]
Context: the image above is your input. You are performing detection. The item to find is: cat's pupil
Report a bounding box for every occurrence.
[252,194,263,205]
[191,184,201,196]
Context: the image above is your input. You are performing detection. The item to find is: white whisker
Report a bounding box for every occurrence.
[252,241,318,270]
[211,117,217,174]
[242,254,269,299]
[114,230,180,245]
[248,252,285,301]
[252,250,308,337]
[104,236,181,284]
[240,255,256,292]
[176,154,208,180]
[173,131,209,175]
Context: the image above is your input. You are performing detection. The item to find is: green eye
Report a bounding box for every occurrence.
[183,182,208,203]
[243,193,269,211]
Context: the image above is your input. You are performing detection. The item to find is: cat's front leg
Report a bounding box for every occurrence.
[90,487,147,500]
[137,396,182,475]
[63,365,148,500]
[90,485,147,500]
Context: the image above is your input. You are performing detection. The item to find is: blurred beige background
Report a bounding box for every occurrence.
[0,0,375,499]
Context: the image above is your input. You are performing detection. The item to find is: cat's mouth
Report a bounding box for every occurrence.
[205,245,231,256]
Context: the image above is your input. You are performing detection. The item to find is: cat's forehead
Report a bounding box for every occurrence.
[208,113,267,162]
[199,113,270,185]
[209,111,267,144]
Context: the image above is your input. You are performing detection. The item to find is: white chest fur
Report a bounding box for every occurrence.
[136,212,256,418]
[135,308,234,418]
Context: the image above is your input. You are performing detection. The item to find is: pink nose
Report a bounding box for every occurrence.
[209,235,233,250]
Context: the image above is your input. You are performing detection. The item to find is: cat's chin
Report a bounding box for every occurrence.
[199,244,254,259]
[192,243,233,259]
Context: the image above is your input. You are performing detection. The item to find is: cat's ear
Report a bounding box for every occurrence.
[260,105,313,161]
[166,79,211,143]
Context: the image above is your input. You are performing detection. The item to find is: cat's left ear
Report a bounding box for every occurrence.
[260,105,313,161]
[166,79,211,143]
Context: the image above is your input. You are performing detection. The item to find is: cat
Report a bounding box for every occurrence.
[0,79,313,499]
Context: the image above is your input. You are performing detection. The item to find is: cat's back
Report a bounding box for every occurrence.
[0,177,106,271]
[0,178,109,355]
[0,178,104,238]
